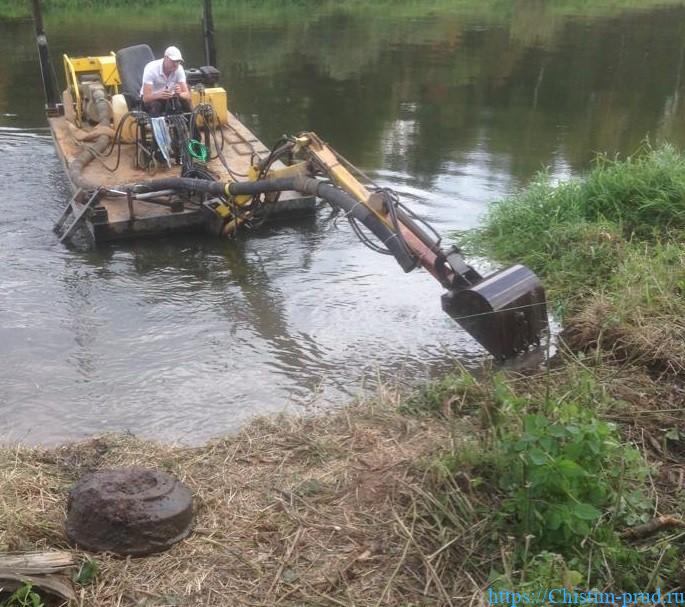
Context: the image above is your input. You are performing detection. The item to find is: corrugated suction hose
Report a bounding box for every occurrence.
[69,83,112,190]
[132,176,416,271]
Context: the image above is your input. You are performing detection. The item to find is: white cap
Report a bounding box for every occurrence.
[164,46,184,62]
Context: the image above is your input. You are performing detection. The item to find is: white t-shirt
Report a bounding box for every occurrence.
[140,58,186,96]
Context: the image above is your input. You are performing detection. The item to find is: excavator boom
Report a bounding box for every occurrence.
[286,133,548,358]
[128,132,548,359]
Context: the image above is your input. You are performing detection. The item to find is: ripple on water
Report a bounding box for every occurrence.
[1,128,496,445]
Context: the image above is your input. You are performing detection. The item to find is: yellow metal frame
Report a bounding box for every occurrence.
[294,133,372,204]
[190,87,229,126]
[62,53,121,125]
[63,54,81,124]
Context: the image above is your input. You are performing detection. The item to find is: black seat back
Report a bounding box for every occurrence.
[116,44,155,104]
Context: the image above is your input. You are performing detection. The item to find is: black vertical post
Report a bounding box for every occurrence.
[30,0,61,115]
[202,0,217,68]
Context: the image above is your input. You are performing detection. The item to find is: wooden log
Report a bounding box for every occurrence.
[0,551,76,602]
[0,551,74,574]
[621,515,685,539]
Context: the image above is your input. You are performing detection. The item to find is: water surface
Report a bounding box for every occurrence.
[2,0,685,443]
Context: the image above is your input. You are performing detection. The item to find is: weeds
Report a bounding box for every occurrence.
[408,357,685,595]
[464,144,685,371]
[0,584,44,607]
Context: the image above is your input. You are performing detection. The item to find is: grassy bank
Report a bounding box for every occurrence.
[431,143,685,595]
[464,144,685,374]
[4,0,685,22]
[2,356,684,605]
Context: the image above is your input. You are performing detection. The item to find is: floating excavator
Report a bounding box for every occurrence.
[30,0,548,360]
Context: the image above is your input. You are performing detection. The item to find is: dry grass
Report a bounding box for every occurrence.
[562,297,685,376]
[0,387,491,607]
[4,353,685,606]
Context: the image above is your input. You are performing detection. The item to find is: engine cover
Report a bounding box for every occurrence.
[185,65,221,87]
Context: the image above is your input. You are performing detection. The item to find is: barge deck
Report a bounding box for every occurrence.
[49,111,316,244]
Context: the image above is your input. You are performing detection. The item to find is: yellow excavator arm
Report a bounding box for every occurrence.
[132,131,548,359]
[260,133,548,359]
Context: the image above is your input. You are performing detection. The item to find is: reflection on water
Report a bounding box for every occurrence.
[1,1,685,443]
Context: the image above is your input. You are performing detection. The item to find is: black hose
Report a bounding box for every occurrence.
[228,177,301,196]
[126,175,416,271]
[126,177,226,195]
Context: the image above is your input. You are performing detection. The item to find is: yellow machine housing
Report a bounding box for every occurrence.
[62,53,229,129]
[64,54,121,88]
[63,54,121,125]
[191,87,229,126]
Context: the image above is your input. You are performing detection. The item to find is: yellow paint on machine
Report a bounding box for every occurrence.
[191,87,229,126]
[63,54,121,125]
[64,54,122,88]
[62,54,229,128]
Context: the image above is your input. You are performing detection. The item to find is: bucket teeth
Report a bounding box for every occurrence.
[441,264,548,359]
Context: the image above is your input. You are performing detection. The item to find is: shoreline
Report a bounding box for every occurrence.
[3,345,682,604]
[0,385,463,605]
[2,142,684,603]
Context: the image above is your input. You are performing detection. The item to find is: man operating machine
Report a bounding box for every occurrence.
[141,45,191,117]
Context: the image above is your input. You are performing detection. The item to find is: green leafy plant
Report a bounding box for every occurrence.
[496,409,637,549]
[483,372,652,553]
[74,557,99,586]
[436,369,659,590]
[422,368,652,556]
[0,583,44,607]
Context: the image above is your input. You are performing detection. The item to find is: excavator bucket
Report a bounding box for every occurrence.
[441,264,548,359]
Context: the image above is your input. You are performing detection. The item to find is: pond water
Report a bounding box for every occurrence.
[1,0,685,444]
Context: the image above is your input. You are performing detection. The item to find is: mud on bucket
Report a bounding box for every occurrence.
[65,468,193,556]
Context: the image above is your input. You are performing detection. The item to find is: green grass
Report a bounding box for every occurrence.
[408,363,681,593]
[465,144,685,293]
[4,0,685,22]
[463,144,685,370]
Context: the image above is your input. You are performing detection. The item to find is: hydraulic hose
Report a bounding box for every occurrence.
[69,84,112,190]
[125,176,228,195]
[130,175,416,271]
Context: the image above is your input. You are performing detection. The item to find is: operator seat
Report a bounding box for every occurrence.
[115,44,155,108]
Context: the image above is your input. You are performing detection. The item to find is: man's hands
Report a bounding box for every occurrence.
[174,83,190,101]
[144,83,190,104]
[158,85,188,100]
[158,87,175,100]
